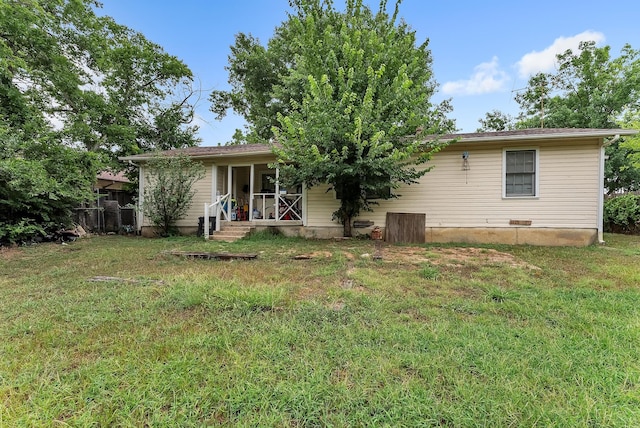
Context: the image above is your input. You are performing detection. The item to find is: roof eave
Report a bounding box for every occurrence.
[451,129,638,144]
[119,148,273,162]
[118,129,639,162]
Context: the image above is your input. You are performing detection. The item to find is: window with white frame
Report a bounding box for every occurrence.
[504,149,538,197]
[260,172,276,193]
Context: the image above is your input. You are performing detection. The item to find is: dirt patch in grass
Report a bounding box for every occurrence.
[381,246,540,270]
[0,245,23,260]
[281,244,539,270]
[291,250,333,260]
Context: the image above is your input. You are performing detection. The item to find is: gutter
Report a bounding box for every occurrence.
[119,149,273,163]
[450,129,637,144]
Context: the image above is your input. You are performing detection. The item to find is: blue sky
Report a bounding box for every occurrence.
[97,0,639,146]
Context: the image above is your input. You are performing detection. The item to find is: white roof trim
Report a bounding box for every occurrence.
[453,129,638,143]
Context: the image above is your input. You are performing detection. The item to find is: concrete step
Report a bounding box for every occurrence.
[209,223,253,242]
[221,225,252,231]
[210,235,244,242]
[210,235,248,242]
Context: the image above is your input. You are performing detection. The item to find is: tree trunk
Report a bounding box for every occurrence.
[337,181,359,238]
[343,215,352,237]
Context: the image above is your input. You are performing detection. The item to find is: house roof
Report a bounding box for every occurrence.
[119,128,638,162]
[442,127,637,143]
[120,143,273,161]
[97,171,130,183]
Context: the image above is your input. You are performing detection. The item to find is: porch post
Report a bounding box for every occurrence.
[249,163,255,221]
[227,165,233,220]
[211,164,218,202]
[211,164,218,236]
[275,167,280,222]
[216,204,221,232]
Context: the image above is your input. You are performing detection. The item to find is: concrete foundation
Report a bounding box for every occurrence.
[427,227,597,247]
[252,225,344,239]
[140,226,198,237]
[294,226,597,246]
[142,224,597,247]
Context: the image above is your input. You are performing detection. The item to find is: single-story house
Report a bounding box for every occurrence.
[74,171,136,233]
[120,128,638,246]
[95,170,134,207]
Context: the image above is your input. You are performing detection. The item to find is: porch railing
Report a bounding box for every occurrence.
[277,193,302,221]
[252,193,273,220]
[252,193,302,221]
[204,192,302,239]
[203,192,230,239]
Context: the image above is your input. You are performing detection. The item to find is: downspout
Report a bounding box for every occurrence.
[598,135,620,244]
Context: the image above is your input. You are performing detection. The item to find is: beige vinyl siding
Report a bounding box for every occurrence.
[140,162,213,228]
[216,165,226,195]
[175,160,214,227]
[535,144,600,227]
[305,139,601,230]
[305,184,341,227]
[420,143,599,228]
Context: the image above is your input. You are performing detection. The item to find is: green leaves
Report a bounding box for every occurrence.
[515,42,640,129]
[0,130,100,244]
[265,0,455,236]
[604,194,640,234]
[141,154,205,236]
[1,0,199,166]
[1,0,198,242]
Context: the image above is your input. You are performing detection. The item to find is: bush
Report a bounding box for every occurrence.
[604,194,640,234]
[141,153,205,237]
[0,219,45,245]
[0,132,100,245]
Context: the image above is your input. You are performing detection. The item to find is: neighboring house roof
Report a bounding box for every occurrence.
[119,128,638,162]
[97,171,131,183]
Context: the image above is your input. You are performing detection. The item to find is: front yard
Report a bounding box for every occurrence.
[1,234,639,426]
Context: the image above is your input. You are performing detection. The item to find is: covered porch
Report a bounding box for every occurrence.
[203,162,304,238]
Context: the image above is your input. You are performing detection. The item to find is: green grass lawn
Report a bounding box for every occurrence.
[1,233,639,427]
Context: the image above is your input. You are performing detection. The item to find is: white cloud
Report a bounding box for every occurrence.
[442,56,510,96]
[516,31,605,78]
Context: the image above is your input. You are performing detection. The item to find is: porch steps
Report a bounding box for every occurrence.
[209,222,253,242]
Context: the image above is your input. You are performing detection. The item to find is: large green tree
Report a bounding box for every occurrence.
[480,41,640,194]
[620,111,640,166]
[210,31,286,144]
[0,0,199,243]
[514,41,640,129]
[1,0,199,163]
[212,0,454,236]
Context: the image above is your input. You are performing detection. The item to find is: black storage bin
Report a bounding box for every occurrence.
[197,216,216,236]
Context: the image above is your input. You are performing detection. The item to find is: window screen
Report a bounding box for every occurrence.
[505,150,536,197]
